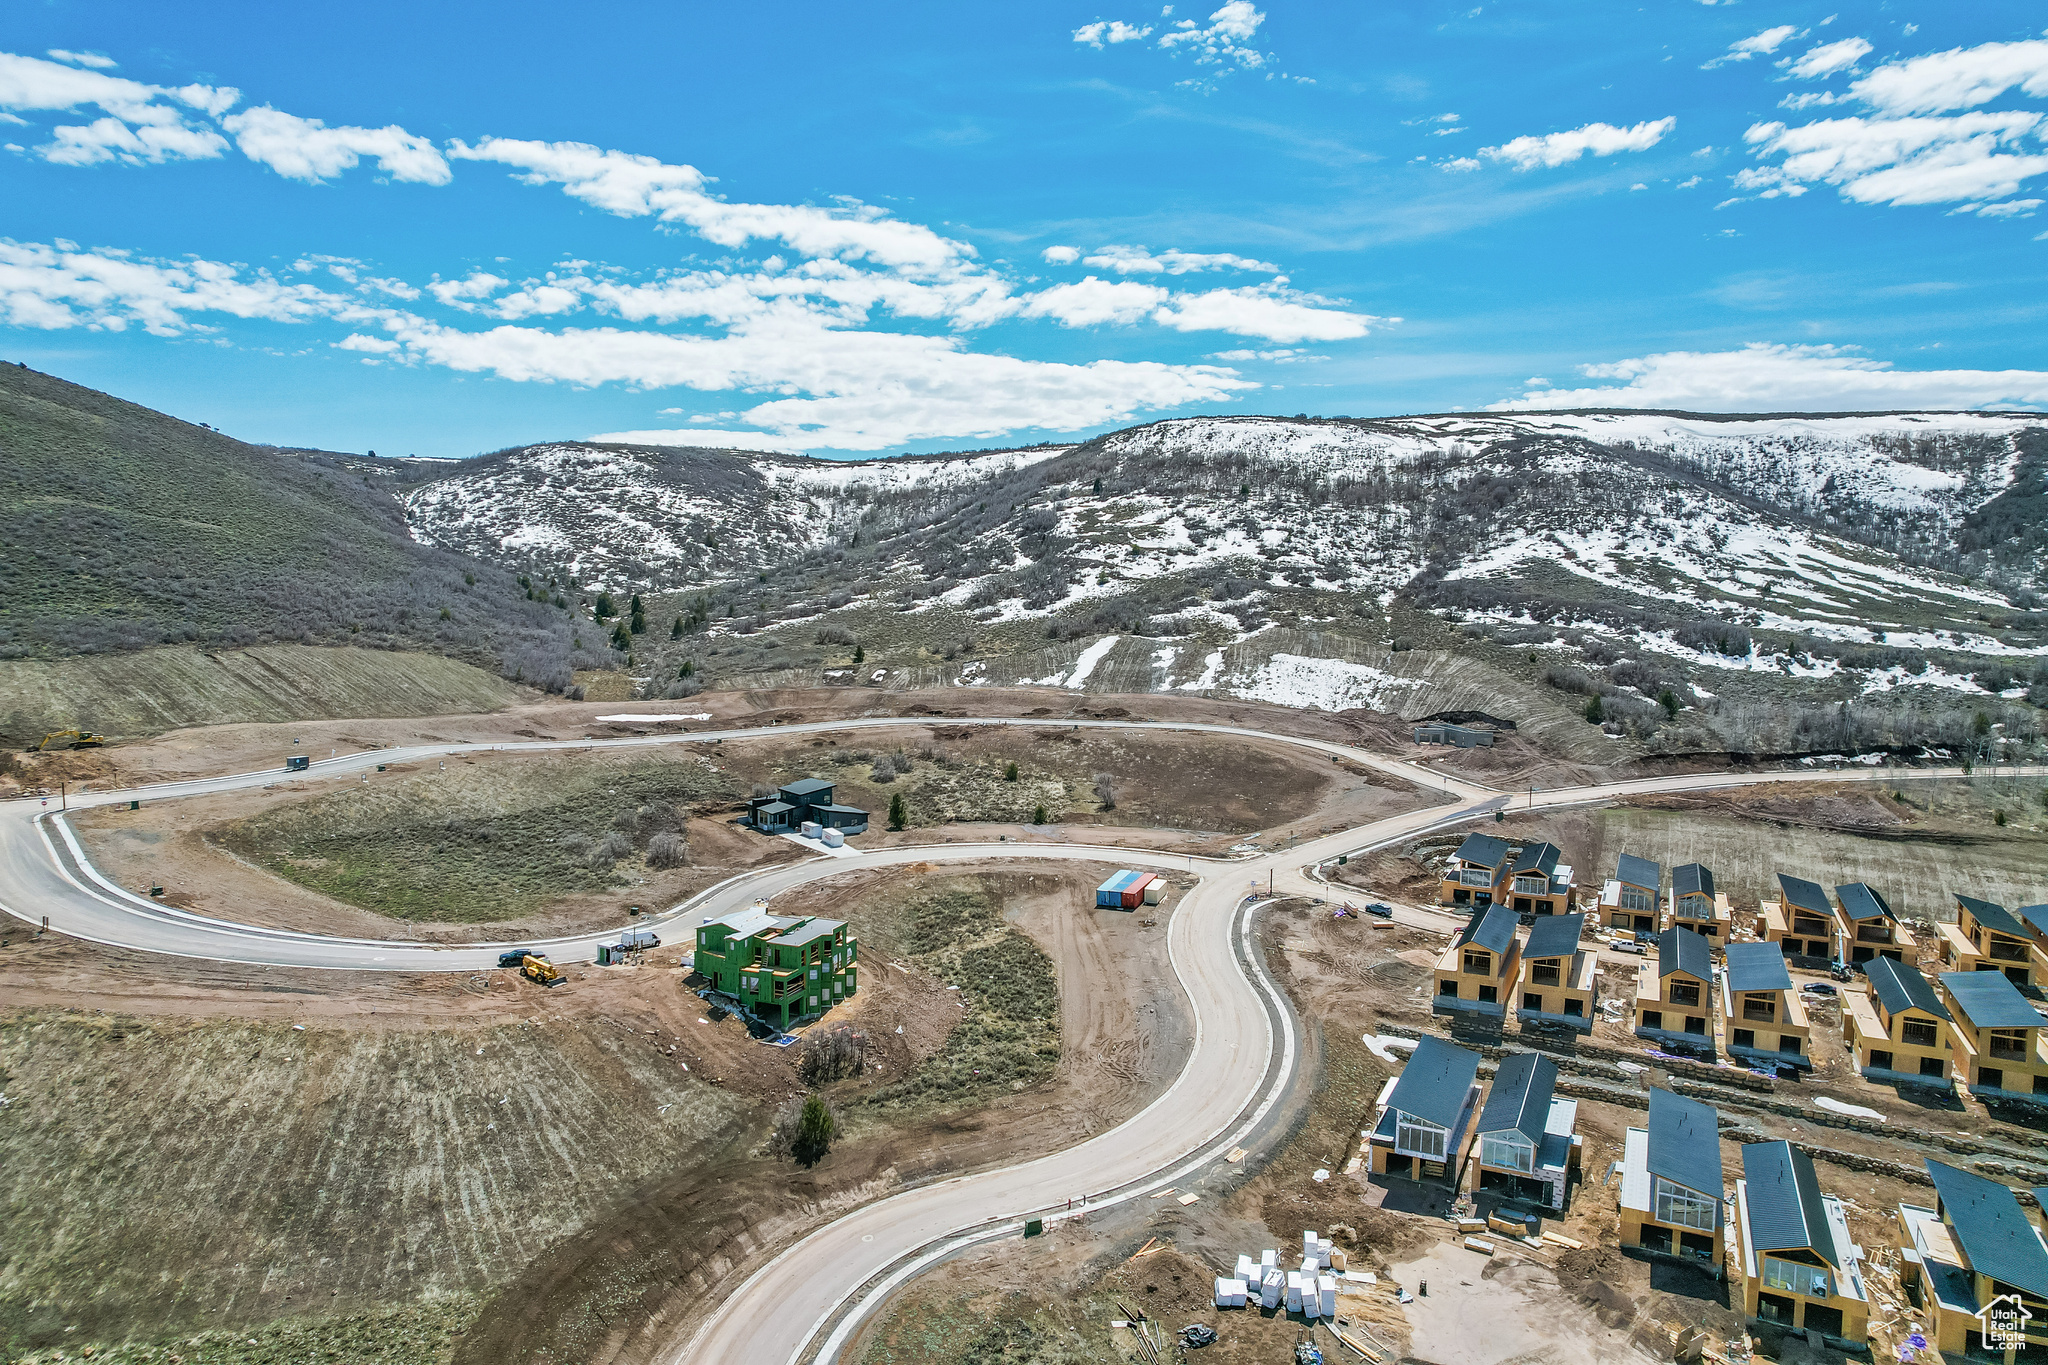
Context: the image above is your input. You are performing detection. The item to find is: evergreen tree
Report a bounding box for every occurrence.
[629,593,646,634]
[853,645,865,666]
[1583,695,1605,724]
[670,616,683,640]
[793,1094,836,1167]
[594,590,617,620]
[1003,761,1019,782]
[1032,804,1048,825]
[1657,689,1679,719]
[679,659,695,678]
[611,622,630,652]
[888,792,907,831]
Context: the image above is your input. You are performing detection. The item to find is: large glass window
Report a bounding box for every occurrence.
[1763,1257,1831,1299]
[1620,887,1653,912]
[1481,1134,1532,1173]
[1395,1116,1446,1160]
[1652,1177,1717,1231]
[1669,981,1701,1007]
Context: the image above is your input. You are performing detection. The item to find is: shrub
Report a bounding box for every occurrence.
[793,1094,836,1167]
[1003,761,1019,782]
[1583,695,1605,724]
[888,792,907,830]
[1093,773,1117,810]
[1032,804,1048,825]
[646,832,687,868]
[798,1026,866,1084]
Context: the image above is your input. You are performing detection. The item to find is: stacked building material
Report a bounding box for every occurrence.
[1211,1277,1249,1308]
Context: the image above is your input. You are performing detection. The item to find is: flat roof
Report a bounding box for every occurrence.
[1836,882,1895,922]
[1098,871,1144,893]
[701,906,786,939]
[1672,862,1716,900]
[1725,940,1793,994]
[1928,1159,2048,1300]
[755,800,795,815]
[1648,1088,1723,1200]
[1475,1051,1557,1146]
[1457,904,1518,959]
[1523,912,1585,962]
[780,777,836,797]
[1658,925,1713,981]
[1386,1034,1482,1131]
[1617,853,1661,892]
[1940,970,2046,1029]
[1867,955,1951,1021]
[1958,894,2032,940]
[776,919,845,948]
[1452,832,1513,870]
[1778,874,1833,917]
[1742,1140,1836,1266]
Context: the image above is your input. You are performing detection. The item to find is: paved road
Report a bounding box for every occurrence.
[3,715,2039,1363]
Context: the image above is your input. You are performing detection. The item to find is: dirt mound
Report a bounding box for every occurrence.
[1370,960,1427,986]
[1555,1245,1623,1286]
[1577,1278,1637,1327]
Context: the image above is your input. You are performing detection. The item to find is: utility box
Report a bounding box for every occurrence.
[821,828,845,848]
[1142,880,1164,906]
[800,820,822,838]
[285,755,309,772]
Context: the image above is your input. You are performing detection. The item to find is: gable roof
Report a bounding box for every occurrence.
[1658,925,1713,981]
[1725,940,1793,994]
[1958,894,2032,940]
[1673,862,1716,900]
[1940,970,2046,1030]
[1511,841,1562,877]
[1617,853,1661,892]
[1456,904,1518,959]
[1452,832,1513,870]
[1778,874,1833,917]
[1927,1160,2048,1299]
[1866,955,1951,1021]
[1646,1087,1723,1197]
[1523,912,1585,962]
[2021,905,2048,938]
[1386,1035,1482,1131]
[1742,1141,1837,1266]
[1476,1051,1558,1147]
[1836,882,1895,922]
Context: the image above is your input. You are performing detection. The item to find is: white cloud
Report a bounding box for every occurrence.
[1849,38,2048,115]
[46,50,116,70]
[1209,347,1327,363]
[1779,92,1844,110]
[1740,111,2048,207]
[1957,197,2042,218]
[1482,117,1676,170]
[0,50,237,167]
[1151,285,1383,342]
[1489,342,2048,412]
[1080,243,1279,274]
[221,106,450,184]
[1440,156,1481,171]
[1021,276,1167,326]
[41,114,226,166]
[0,238,363,335]
[1158,1,1270,67]
[427,271,510,306]
[1073,20,1155,46]
[1676,174,1702,188]
[1781,37,1873,80]
[1704,25,1802,69]
[1040,245,1082,264]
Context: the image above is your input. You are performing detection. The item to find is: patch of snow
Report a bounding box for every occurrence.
[1180,649,1226,692]
[1361,1034,1418,1064]
[594,713,712,722]
[1064,635,1120,689]
[1227,654,1423,713]
[1814,1096,1885,1121]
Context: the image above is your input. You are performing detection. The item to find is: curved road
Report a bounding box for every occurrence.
[3,715,2039,1363]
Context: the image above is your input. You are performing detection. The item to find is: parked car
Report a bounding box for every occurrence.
[1611,937,1648,955]
[1801,982,1838,997]
[498,948,538,968]
[1364,903,1394,918]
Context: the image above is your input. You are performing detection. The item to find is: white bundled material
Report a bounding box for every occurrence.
[1303,1230,1319,1262]
[1285,1271,1304,1311]
[1299,1257,1319,1281]
[1261,1248,1278,1269]
[1318,1274,1338,1317]
[1235,1254,1259,1283]
[1260,1268,1283,1309]
[1213,1277,1248,1308]
[1316,1237,1334,1267]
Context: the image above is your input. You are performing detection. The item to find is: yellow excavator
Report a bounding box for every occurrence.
[35,729,105,752]
[520,954,565,987]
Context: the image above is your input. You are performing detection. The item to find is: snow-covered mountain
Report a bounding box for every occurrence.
[399,411,2048,757]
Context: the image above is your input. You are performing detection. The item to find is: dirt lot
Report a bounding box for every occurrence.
[0,862,1192,1365]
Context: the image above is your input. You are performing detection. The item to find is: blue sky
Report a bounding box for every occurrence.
[3,1,2047,458]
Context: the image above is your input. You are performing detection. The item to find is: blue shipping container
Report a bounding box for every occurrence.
[1096,870,1143,907]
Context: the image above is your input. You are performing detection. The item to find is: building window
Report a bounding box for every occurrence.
[1869,1050,1893,1072]
[1980,1067,2005,1090]
[1395,1117,1447,1160]
[1532,963,1561,986]
[1678,894,1710,920]
[1919,1057,1946,1078]
[1620,886,1652,912]
[1642,1010,1664,1030]
[1478,985,1498,1004]
[1990,1029,2030,1062]
[1524,993,1544,1011]
[1439,980,1458,998]
[1463,950,1492,975]
[1762,1257,1831,1300]
[1481,1134,1532,1173]
[1565,998,1584,1017]
[1901,1021,1939,1049]
[1779,1035,1803,1056]
[1733,1029,1756,1049]
[1669,981,1700,1007]
[1652,1177,1717,1231]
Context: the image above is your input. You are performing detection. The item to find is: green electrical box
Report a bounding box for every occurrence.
[1338,854,1348,865]
[1023,1218,1044,1238]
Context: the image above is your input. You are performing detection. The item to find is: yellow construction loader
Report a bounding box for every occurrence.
[520,954,565,987]
[35,729,105,752]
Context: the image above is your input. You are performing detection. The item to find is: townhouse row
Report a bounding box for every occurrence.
[1374,1038,2048,1354]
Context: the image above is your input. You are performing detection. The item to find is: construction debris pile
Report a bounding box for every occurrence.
[1214,1229,1344,1317]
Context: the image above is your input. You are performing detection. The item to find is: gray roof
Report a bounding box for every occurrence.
[1726,940,1793,994]
[1387,1035,1482,1131]
[1778,874,1833,917]
[1452,832,1513,870]
[2021,905,2048,938]
[1866,955,1950,1021]
[1511,841,1562,877]
[1928,1160,2048,1298]
[1673,862,1716,900]
[780,777,837,798]
[1617,853,1661,892]
[1958,894,2032,940]
[1476,1051,1558,1147]
[775,918,845,949]
[1836,882,1895,922]
[1658,925,1713,982]
[1940,970,2045,1030]
[754,800,795,815]
[1523,913,1585,962]
[1647,1087,1724,1198]
[1742,1141,1837,1266]
[1457,904,1519,960]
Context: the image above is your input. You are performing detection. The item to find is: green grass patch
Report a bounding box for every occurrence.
[858,886,1060,1114]
[217,757,734,921]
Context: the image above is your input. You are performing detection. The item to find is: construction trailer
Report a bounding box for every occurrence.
[1095,870,1158,909]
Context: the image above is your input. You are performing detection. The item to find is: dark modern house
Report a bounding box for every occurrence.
[1516,912,1597,1034]
[1834,881,1906,967]
[1765,874,1838,963]
[1897,1160,2048,1358]
[1634,925,1716,1053]
[1601,853,1662,935]
[744,777,868,836]
[1433,904,1520,1020]
[1437,832,1514,909]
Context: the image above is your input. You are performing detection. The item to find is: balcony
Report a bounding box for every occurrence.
[1988,940,2031,964]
